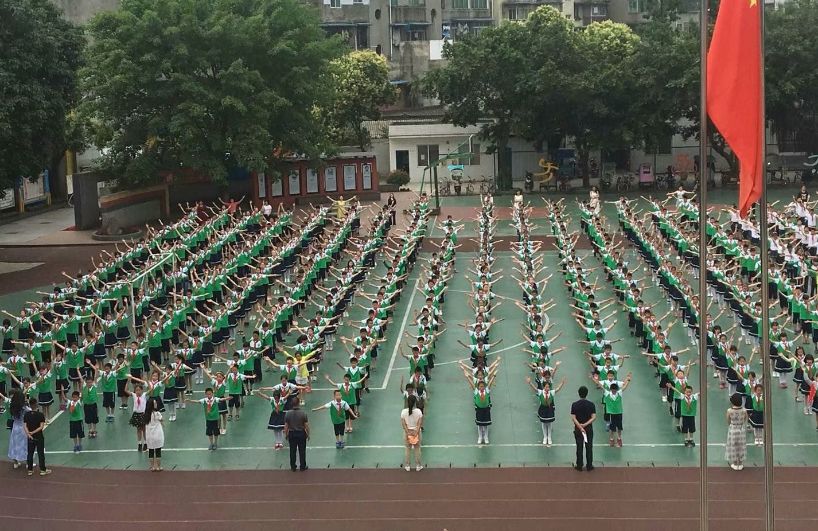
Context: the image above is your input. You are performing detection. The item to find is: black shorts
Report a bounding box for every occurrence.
[117,379,128,398]
[69,419,85,439]
[681,415,696,434]
[228,394,241,409]
[103,391,116,409]
[206,419,219,436]
[55,378,70,393]
[333,422,345,436]
[148,347,162,364]
[84,403,99,424]
[68,368,81,382]
[608,413,623,432]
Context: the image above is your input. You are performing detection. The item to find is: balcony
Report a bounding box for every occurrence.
[502,0,559,5]
[391,5,429,23]
[444,7,492,19]
[318,3,370,23]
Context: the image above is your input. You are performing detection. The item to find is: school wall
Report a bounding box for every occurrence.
[387,123,544,191]
[628,122,782,180]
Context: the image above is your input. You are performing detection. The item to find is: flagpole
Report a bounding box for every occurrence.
[758,1,775,529]
[697,0,709,528]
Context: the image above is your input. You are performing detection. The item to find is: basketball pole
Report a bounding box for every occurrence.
[697,0,709,527]
[757,0,775,528]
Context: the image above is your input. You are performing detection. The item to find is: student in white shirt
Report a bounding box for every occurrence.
[400,395,423,472]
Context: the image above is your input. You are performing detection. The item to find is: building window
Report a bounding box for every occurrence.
[417,145,439,167]
[452,0,468,7]
[330,0,341,8]
[471,0,487,8]
[657,136,672,155]
[458,142,481,165]
[353,0,363,3]
[628,0,641,13]
[592,4,607,16]
[508,6,528,20]
[400,28,428,41]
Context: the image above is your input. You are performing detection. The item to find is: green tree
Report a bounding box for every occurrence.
[324,50,396,150]
[516,7,579,156]
[632,19,699,162]
[0,0,84,195]
[80,0,340,189]
[766,0,818,154]
[566,21,641,185]
[422,22,531,190]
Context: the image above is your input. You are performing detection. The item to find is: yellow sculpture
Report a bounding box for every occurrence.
[533,159,558,182]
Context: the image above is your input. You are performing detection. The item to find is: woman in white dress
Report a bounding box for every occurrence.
[589,186,601,217]
[144,397,165,471]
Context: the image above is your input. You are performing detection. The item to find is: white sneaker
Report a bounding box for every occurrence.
[661,396,667,402]
[477,437,483,444]
[404,465,411,471]
[180,403,186,409]
[737,464,744,471]
[542,437,548,445]
[547,436,553,446]
[484,437,489,444]
[730,463,739,470]
[415,465,423,472]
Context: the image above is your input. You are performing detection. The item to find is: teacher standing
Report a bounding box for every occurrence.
[570,386,597,471]
[284,400,310,471]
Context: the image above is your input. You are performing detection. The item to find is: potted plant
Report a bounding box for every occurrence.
[386,169,410,191]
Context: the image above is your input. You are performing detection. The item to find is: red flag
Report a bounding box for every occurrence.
[707,0,763,218]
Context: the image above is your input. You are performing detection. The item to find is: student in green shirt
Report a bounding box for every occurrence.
[99,360,119,421]
[185,388,229,450]
[324,374,365,434]
[679,385,699,447]
[311,390,358,449]
[602,376,632,447]
[51,351,70,411]
[67,390,85,452]
[81,372,100,438]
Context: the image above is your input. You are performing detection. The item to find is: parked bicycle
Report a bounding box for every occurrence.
[656,173,668,191]
[615,173,633,192]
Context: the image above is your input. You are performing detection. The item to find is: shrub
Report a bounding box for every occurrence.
[386,169,410,187]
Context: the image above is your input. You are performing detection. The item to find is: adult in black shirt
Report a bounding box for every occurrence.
[386,193,397,226]
[570,386,597,471]
[284,400,310,471]
[23,398,50,476]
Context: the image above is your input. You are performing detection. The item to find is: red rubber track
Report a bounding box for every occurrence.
[1,465,815,531]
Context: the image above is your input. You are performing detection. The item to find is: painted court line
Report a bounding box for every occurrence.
[43,410,63,430]
[44,441,818,455]
[381,278,420,389]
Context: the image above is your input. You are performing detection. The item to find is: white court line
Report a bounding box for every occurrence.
[380,278,420,390]
[44,441,818,455]
[43,410,63,430]
[427,215,438,239]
